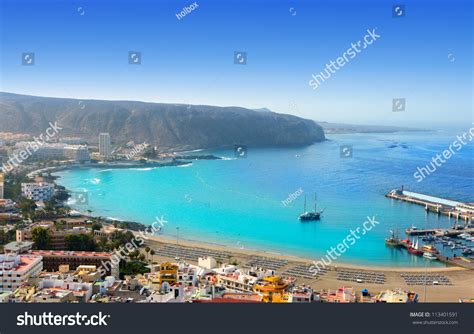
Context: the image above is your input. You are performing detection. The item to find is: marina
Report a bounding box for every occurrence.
[385,188,474,269]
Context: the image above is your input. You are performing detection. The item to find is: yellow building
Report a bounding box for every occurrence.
[158,262,178,285]
[253,276,289,303]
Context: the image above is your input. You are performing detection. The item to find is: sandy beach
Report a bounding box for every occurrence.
[140,233,474,302]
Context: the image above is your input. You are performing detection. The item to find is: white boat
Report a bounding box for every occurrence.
[462,248,473,255]
[423,252,437,260]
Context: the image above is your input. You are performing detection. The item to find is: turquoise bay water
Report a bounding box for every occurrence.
[54,131,474,267]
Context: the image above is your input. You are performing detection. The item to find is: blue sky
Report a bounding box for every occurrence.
[0,0,472,128]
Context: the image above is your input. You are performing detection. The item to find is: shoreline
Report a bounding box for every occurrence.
[141,233,466,273]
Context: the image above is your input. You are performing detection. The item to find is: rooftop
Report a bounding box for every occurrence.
[30,250,113,257]
[4,241,34,252]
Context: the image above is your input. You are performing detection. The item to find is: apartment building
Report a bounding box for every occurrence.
[0,254,43,291]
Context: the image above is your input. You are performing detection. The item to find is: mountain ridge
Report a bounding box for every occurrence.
[0,92,325,150]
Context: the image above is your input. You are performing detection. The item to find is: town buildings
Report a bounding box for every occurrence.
[17,222,91,250]
[32,278,93,303]
[29,250,118,277]
[21,182,55,202]
[13,142,90,162]
[0,254,43,291]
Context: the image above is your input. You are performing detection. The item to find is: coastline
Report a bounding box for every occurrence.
[141,232,466,273]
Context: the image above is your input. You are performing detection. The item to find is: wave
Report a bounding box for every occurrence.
[106,216,122,221]
[179,148,204,153]
[131,167,154,171]
[220,157,236,161]
[177,163,192,168]
[89,178,101,184]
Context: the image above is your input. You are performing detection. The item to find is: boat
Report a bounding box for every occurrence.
[385,229,402,247]
[421,245,439,254]
[423,252,438,260]
[462,248,473,255]
[299,194,324,221]
[408,239,423,256]
[421,235,435,242]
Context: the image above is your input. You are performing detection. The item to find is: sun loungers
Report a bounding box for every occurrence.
[243,256,288,271]
[154,244,232,262]
[400,273,452,286]
[282,264,329,279]
[336,269,386,284]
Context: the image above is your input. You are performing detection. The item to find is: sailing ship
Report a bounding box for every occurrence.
[385,229,402,247]
[408,238,423,256]
[299,194,324,221]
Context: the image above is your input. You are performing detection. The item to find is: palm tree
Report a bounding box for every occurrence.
[144,246,151,261]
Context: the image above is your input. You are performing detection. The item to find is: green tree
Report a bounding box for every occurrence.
[4,173,29,200]
[0,229,16,246]
[65,234,97,251]
[145,246,151,261]
[97,236,109,251]
[19,198,37,218]
[32,227,52,250]
[91,223,102,232]
[119,260,150,279]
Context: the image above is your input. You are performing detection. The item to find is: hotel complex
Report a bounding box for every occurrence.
[13,142,90,162]
[21,182,54,202]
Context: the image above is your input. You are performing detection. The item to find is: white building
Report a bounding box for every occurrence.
[13,142,90,162]
[35,278,93,302]
[21,182,54,202]
[198,256,217,270]
[0,254,43,291]
[177,262,198,287]
[147,285,185,303]
[99,133,111,160]
[64,145,90,162]
[216,267,258,293]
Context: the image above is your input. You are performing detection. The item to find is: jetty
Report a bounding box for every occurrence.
[405,227,474,236]
[386,187,474,223]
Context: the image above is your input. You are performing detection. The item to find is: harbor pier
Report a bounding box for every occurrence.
[386,188,474,223]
